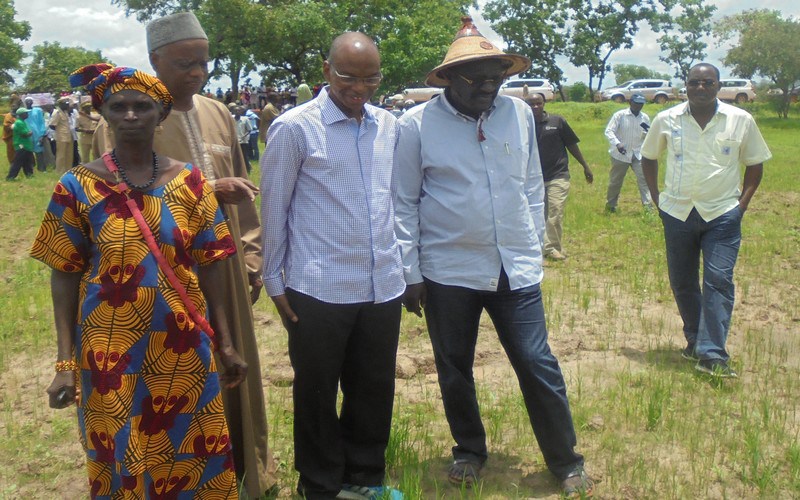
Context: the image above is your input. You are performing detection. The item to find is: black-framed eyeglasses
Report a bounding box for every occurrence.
[687,79,717,88]
[454,72,507,87]
[331,67,383,87]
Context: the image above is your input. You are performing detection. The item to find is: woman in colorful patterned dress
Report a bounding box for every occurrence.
[31,65,247,499]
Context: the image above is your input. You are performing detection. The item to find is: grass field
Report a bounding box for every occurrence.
[0,100,798,499]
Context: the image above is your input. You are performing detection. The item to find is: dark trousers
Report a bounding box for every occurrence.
[424,271,583,480]
[239,143,252,173]
[285,289,402,499]
[72,140,80,166]
[249,133,260,161]
[6,149,34,179]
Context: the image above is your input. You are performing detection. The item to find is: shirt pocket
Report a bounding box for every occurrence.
[714,134,740,160]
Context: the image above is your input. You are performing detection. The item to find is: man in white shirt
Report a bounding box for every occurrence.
[642,62,771,378]
[395,17,591,498]
[604,93,651,212]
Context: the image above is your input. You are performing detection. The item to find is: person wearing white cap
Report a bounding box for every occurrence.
[92,10,277,497]
[604,93,652,212]
[394,16,592,498]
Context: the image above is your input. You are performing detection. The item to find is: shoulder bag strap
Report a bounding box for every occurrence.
[100,153,216,346]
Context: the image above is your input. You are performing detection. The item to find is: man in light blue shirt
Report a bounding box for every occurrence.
[261,32,404,500]
[394,18,591,498]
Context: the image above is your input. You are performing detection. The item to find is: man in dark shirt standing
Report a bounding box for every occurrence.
[526,94,593,260]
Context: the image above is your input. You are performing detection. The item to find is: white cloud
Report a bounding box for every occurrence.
[8,0,800,91]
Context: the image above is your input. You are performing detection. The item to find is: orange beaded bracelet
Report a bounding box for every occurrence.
[55,360,80,372]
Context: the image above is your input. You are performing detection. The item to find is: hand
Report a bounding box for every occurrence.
[213,177,260,204]
[271,294,299,330]
[616,144,627,155]
[218,345,248,388]
[583,166,594,184]
[249,274,263,304]
[46,371,78,409]
[402,283,427,317]
[738,199,748,213]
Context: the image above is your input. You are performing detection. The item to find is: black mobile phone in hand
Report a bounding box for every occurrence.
[640,122,650,132]
[55,387,72,407]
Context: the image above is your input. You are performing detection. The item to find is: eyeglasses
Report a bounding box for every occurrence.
[331,67,383,87]
[454,72,507,87]
[687,79,717,88]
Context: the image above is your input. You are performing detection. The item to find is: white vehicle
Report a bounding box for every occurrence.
[599,79,676,104]
[498,78,555,101]
[678,79,757,103]
[717,79,756,103]
[402,87,443,103]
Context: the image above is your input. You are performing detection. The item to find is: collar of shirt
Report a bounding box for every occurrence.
[318,86,377,127]
[438,91,496,122]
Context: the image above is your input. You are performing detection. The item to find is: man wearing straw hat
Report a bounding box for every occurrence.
[394,17,592,497]
[92,11,277,498]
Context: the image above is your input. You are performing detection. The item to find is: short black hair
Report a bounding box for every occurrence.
[689,62,720,81]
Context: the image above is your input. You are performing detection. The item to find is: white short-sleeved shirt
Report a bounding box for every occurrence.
[641,100,771,222]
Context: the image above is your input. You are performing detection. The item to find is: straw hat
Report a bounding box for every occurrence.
[426,16,531,88]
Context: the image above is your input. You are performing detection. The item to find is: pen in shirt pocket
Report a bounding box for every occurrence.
[505,142,510,155]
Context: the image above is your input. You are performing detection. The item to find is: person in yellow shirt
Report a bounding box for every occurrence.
[642,62,772,379]
[49,98,74,174]
[75,101,99,163]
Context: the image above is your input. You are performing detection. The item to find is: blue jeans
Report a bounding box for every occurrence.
[423,273,583,480]
[660,207,742,361]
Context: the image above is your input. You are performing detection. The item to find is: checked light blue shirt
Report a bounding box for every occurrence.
[394,93,545,292]
[260,86,405,304]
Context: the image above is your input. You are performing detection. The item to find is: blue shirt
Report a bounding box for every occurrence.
[394,93,545,292]
[245,109,259,136]
[24,106,47,153]
[260,86,405,304]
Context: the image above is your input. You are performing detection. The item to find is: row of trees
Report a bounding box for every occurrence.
[1,0,799,117]
[484,0,717,100]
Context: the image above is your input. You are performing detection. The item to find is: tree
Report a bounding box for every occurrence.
[612,64,670,84]
[198,0,262,99]
[715,9,800,118]
[0,0,31,85]
[374,1,472,92]
[484,0,569,101]
[652,0,716,82]
[566,0,657,94]
[23,43,110,93]
[113,0,470,95]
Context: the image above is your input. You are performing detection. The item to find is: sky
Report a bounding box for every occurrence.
[10,0,799,91]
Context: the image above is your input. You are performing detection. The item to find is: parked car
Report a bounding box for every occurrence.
[498,78,555,101]
[678,79,757,103]
[402,87,443,103]
[599,79,676,104]
[718,79,757,103]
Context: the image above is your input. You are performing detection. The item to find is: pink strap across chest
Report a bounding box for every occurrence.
[101,153,216,346]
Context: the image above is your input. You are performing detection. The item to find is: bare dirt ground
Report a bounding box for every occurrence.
[2,253,797,499]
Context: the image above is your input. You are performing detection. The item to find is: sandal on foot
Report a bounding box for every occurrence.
[562,466,593,498]
[447,459,482,487]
